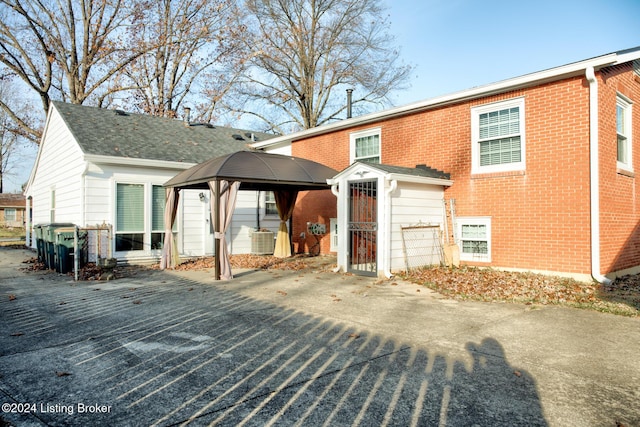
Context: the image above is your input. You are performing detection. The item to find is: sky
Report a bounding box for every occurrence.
[384,0,640,106]
[4,0,640,193]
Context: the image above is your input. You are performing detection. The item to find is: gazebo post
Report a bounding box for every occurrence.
[214,179,221,280]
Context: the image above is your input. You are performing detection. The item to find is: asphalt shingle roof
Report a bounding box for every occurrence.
[0,193,25,207]
[52,101,275,164]
[359,162,451,180]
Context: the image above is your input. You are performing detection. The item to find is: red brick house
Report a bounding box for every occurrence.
[252,47,640,282]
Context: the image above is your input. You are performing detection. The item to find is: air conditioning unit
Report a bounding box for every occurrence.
[251,231,275,255]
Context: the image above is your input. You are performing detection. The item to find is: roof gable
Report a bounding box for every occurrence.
[51,101,275,164]
[329,161,452,186]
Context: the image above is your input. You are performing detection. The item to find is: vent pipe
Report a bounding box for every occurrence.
[183,107,191,126]
[346,89,353,119]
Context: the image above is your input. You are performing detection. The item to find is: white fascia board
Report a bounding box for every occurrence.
[251,53,623,150]
[386,173,453,187]
[83,154,196,170]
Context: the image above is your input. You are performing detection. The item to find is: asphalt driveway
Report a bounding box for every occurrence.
[1,247,639,426]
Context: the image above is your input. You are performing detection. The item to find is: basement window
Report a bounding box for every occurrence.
[457,217,491,262]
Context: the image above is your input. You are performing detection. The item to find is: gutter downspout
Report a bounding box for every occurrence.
[586,66,614,285]
[383,178,398,279]
[330,183,341,273]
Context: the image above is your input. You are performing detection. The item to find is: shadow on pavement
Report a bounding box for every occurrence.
[1,257,546,426]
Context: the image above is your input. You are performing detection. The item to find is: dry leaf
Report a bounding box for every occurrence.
[10,332,24,337]
[8,294,16,301]
[55,371,71,377]
[277,290,287,296]
[132,300,142,305]
[348,333,360,339]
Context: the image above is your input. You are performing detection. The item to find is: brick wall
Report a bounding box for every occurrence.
[292,67,640,276]
[599,63,640,274]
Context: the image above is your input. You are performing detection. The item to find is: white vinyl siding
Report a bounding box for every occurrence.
[457,217,491,262]
[472,98,525,174]
[350,128,381,164]
[617,94,633,171]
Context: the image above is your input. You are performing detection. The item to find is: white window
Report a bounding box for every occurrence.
[151,185,167,249]
[50,189,55,222]
[457,217,491,262]
[265,191,278,216]
[617,94,633,171]
[5,208,16,222]
[350,128,381,164]
[116,183,145,251]
[330,217,338,252]
[471,98,525,174]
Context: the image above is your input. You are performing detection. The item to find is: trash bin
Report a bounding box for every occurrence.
[54,228,87,274]
[41,223,75,270]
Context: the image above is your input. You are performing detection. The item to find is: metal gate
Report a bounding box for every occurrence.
[348,180,377,276]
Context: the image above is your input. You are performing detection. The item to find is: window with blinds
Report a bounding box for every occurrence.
[472,98,525,174]
[355,134,380,163]
[479,107,521,166]
[151,185,166,249]
[350,128,381,164]
[457,217,491,262]
[265,191,278,216]
[116,183,144,251]
[617,94,633,171]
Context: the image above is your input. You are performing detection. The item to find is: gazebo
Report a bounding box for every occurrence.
[161,150,338,280]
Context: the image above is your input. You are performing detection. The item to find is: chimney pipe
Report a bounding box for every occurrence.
[184,107,191,126]
[346,89,353,119]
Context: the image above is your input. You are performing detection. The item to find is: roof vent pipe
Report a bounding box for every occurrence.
[346,89,353,119]
[183,107,191,126]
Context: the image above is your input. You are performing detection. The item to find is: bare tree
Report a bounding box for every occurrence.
[120,0,246,122]
[0,0,149,141]
[229,0,412,133]
[0,77,33,192]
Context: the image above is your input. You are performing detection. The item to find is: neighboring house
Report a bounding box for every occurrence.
[252,47,640,281]
[24,101,280,263]
[0,193,26,228]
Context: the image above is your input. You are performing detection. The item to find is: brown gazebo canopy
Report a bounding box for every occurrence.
[161,150,337,280]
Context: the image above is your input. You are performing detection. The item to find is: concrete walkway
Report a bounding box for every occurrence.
[0,247,638,426]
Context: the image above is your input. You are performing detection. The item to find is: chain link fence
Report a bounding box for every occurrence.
[401,223,443,272]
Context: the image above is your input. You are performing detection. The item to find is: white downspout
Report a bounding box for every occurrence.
[330,183,342,273]
[383,178,398,278]
[586,66,614,285]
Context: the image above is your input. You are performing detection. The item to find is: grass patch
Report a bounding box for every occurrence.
[0,226,25,238]
[401,266,639,317]
[0,226,25,246]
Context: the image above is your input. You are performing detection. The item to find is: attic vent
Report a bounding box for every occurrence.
[634,59,640,77]
[114,109,128,116]
[205,123,214,128]
[232,134,245,140]
[244,132,256,141]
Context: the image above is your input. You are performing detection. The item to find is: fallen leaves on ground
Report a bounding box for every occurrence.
[174,254,336,272]
[402,266,640,316]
